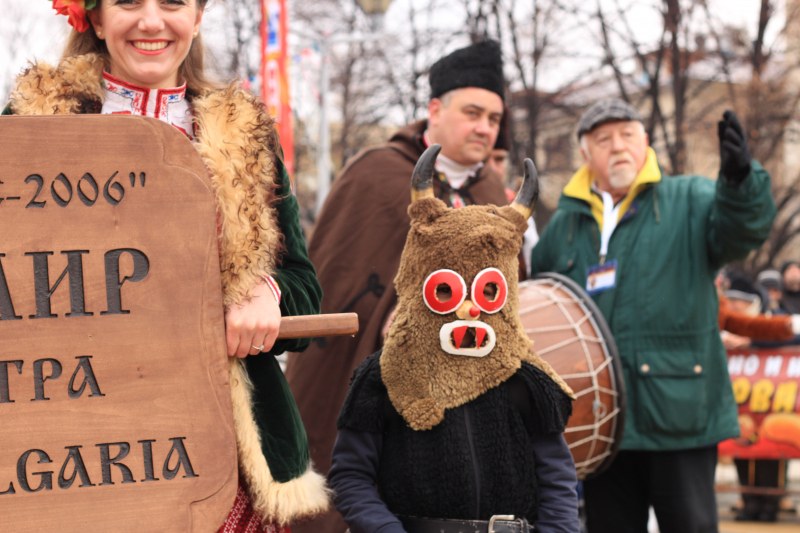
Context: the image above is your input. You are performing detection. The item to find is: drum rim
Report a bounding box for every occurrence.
[530,272,627,479]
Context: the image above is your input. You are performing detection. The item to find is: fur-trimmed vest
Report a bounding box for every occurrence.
[8,53,328,525]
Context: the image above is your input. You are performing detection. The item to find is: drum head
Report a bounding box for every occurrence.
[519,272,626,479]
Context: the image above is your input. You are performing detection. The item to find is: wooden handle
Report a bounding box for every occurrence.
[277,313,359,339]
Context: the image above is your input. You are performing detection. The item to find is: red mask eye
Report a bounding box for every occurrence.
[471,267,508,314]
[423,269,467,314]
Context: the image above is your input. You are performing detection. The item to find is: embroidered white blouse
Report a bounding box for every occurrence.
[101,71,194,140]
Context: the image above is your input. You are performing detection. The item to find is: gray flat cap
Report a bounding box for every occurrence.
[756,269,782,290]
[577,98,643,138]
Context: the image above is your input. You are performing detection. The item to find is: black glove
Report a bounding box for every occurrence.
[717,110,752,187]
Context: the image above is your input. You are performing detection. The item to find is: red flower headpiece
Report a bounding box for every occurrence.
[50,0,98,33]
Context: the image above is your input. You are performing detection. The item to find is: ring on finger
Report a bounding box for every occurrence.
[251,344,265,351]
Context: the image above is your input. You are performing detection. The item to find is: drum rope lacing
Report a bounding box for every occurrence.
[520,279,622,478]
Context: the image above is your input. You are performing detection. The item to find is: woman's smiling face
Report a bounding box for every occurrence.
[89,0,204,89]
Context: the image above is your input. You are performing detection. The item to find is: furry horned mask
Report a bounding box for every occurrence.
[381,145,571,430]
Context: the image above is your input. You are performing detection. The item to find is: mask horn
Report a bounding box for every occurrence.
[510,158,539,219]
[411,144,440,202]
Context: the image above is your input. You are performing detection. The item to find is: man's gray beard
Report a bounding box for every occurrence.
[608,167,637,190]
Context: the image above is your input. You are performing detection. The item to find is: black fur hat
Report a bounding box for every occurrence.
[429,40,505,101]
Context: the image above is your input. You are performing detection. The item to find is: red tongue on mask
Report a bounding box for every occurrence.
[453,326,468,348]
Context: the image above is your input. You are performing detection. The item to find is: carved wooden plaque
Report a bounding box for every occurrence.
[0,116,237,531]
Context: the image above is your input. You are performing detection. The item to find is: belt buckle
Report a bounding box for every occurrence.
[487,514,524,533]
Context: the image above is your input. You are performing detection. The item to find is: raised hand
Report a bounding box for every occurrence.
[717,110,752,187]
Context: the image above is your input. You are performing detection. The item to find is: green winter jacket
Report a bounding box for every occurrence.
[531,161,775,451]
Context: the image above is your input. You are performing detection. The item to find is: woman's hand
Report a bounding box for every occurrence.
[225,280,281,358]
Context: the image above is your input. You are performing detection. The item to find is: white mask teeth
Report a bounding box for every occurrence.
[439,320,496,357]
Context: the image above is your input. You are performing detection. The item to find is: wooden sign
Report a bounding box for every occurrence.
[719,346,800,459]
[0,116,237,531]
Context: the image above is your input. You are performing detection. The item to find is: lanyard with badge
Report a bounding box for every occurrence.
[586,190,619,295]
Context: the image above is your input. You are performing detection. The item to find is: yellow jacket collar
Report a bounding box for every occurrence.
[563,147,661,226]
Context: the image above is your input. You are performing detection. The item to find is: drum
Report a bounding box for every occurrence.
[518,273,626,479]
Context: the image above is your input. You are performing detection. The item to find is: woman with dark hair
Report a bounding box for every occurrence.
[4,1,328,530]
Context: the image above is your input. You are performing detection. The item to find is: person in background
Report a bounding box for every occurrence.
[5,1,327,530]
[756,269,785,315]
[487,108,511,179]
[285,40,510,533]
[718,275,799,523]
[780,261,800,313]
[530,98,776,533]
[754,267,800,518]
[719,274,799,349]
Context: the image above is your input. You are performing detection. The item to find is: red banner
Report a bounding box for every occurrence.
[260,0,295,178]
[719,346,800,459]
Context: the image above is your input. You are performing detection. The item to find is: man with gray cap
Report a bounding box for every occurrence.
[286,40,510,533]
[531,99,776,532]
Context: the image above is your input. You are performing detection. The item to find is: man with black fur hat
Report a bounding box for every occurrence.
[286,40,511,533]
[531,98,776,533]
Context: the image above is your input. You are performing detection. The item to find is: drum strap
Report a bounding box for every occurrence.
[399,515,534,533]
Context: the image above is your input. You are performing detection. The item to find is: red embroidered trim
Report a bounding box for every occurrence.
[262,275,282,304]
[218,478,288,533]
[155,86,188,120]
[102,71,187,118]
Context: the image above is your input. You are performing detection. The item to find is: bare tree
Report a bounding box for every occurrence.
[0,2,65,104]
[373,0,454,123]
[294,0,461,166]
[740,0,800,272]
[202,0,262,83]
[503,0,574,171]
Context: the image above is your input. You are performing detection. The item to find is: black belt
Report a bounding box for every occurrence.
[399,515,533,533]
